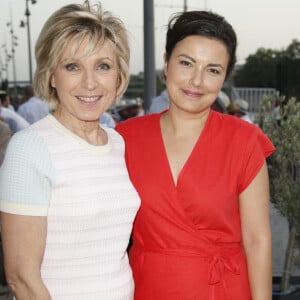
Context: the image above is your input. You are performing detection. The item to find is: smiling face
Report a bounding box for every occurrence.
[164,35,229,115]
[50,37,119,129]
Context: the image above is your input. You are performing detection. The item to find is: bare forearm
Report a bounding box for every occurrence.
[239,163,273,299]
[1,213,50,300]
[9,275,52,300]
[9,277,51,300]
[245,241,272,300]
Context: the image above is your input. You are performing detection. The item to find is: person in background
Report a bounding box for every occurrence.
[0,91,15,111]
[0,119,11,166]
[115,99,144,122]
[233,98,254,123]
[0,91,29,133]
[211,90,231,113]
[273,98,281,127]
[0,2,140,299]
[99,110,116,128]
[117,10,274,300]
[17,85,50,124]
[149,88,169,113]
[227,100,240,116]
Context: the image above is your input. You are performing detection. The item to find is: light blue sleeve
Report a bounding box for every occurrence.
[0,128,55,216]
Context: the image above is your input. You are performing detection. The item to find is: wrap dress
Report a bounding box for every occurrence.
[116,110,275,300]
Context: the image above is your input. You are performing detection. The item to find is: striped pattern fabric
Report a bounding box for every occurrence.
[0,115,140,299]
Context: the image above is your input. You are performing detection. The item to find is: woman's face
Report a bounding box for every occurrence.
[164,35,229,114]
[51,37,119,126]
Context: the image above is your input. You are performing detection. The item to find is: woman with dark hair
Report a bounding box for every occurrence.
[117,10,274,300]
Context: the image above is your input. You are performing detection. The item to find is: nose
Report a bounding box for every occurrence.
[189,69,204,88]
[82,69,99,91]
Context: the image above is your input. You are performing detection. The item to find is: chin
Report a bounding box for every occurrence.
[78,114,101,122]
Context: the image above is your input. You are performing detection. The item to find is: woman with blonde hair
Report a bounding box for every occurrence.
[0,2,139,299]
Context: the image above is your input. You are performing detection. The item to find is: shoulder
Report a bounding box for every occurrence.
[28,97,49,110]
[210,111,275,156]
[3,119,54,185]
[1,108,29,132]
[31,97,47,104]
[100,112,115,128]
[0,121,54,215]
[7,124,48,156]
[2,121,54,186]
[4,125,40,161]
[17,102,25,110]
[2,106,29,123]
[210,111,273,148]
[211,111,261,137]
[116,114,159,134]
[2,107,20,119]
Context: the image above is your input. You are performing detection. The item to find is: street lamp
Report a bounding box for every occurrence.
[6,22,18,95]
[183,0,187,11]
[1,44,10,81]
[20,0,37,84]
[0,45,9,82]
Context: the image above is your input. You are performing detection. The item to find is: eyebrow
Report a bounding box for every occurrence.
[98,56,115,62]
[177,54,225,69]
[177,54,196,62]
[60,56,115,64]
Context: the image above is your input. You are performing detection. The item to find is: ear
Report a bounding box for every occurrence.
[50,74,56,88]
[163,53,168,79]
[116,74,123,97]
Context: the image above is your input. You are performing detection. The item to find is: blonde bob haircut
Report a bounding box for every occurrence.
[34,2,130,110]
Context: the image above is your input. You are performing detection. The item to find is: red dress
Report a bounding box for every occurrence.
[116,111,275,300]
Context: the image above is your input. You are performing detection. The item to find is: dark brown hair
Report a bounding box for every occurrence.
[165,11,237,79]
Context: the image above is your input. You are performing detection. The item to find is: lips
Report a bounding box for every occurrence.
[76,96,101,103]
[183,89,202,97]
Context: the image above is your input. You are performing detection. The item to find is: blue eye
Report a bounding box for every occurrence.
[98,63,110,70]
[65,63,79,71]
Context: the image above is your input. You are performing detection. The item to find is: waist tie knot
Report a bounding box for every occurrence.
[208,255,240,285]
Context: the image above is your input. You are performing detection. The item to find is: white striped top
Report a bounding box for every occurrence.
[0,114,140,299]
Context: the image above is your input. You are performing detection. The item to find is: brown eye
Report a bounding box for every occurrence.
[179,60,191,67]
[208,68,221,75]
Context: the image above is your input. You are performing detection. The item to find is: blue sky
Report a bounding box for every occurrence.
[1,0,299,81]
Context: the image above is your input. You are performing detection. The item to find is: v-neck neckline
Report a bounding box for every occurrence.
[158,110,213,188]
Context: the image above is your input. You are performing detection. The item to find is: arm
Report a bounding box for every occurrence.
[0,120,12,165]
[239,161,272,300]
[0,213,52,300]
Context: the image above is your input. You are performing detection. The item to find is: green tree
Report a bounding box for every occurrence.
[283,40,300,100]
[285,39,300,59]
[235,48,278,87]
[258,96,300,293]
[234,39,300,100]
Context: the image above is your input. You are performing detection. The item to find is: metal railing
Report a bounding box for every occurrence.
[232,87,277,121]
[233,87,277,113]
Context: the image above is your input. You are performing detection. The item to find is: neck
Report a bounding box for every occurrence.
[53,110,106,146]
[161,107,211,136]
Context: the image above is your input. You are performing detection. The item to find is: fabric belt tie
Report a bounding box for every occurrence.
[133,243,241,299]
[134,244,241,284]
[208,255,240,285]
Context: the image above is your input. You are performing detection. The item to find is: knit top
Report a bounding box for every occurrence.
[0,114,140,300]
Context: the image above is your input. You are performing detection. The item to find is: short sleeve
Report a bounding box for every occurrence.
[0,128,55,216]
[238,128,275,193]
